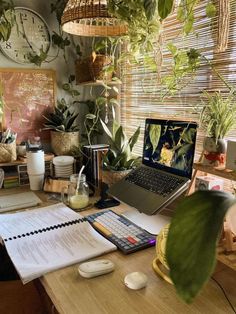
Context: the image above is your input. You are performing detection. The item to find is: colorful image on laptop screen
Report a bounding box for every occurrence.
[143,119,197,179]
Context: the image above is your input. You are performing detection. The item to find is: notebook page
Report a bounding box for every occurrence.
[0,203,80,239]
[5,219,116,284]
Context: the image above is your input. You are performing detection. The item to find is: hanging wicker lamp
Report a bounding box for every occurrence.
[61,0,127,37]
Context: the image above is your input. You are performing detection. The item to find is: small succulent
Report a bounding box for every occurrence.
[100,115,141,171]
[43,100,79,132]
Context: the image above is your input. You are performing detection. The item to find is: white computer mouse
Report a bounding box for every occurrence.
[124,272,148,290]
[78,259,115,278]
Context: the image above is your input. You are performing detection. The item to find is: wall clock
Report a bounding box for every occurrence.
[0,7,51,64]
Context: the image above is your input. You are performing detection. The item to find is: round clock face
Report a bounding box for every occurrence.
[0,7,51,64]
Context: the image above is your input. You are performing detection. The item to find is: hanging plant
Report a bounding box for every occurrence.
[0,0,15,42]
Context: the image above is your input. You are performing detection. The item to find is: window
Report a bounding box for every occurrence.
[120,1,236,158]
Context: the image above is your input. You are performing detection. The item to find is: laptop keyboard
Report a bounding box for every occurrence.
[125,167,185,197]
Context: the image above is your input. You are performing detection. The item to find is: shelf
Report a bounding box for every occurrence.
[77,80,122,87]
[193,162,236,181]
[0,153,54,167]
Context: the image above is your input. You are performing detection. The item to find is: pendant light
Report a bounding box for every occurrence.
[61,0,127,37]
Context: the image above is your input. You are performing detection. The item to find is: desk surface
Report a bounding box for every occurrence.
[1,187,236,314]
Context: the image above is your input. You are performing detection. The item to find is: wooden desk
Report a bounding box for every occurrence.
[1,187,236,314]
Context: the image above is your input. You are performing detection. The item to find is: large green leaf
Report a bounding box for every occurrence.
[149,124,161,154]
[158,0,174,19]
[166,190,236,303]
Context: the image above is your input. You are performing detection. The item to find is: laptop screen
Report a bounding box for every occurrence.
[142,119,198,179]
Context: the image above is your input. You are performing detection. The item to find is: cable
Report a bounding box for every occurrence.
[211,276,236,314]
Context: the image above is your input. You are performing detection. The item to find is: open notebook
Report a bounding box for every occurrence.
[0,203,116,283]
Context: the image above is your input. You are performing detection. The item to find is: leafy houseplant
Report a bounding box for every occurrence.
[100,116,141,186]
[200,91,236,142]
[0,0,15,42]
[100,116,141,171]
[43,99,80,155]
[200,91,236,165]
[166,190,236,304]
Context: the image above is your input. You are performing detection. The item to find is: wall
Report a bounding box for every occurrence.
[0,0,80,99]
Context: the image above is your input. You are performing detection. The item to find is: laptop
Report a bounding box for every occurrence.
[108,119,198,215]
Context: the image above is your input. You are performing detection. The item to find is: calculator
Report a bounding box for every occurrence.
[86,210,156,254]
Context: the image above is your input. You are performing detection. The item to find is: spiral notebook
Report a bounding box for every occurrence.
[0,203,116,284]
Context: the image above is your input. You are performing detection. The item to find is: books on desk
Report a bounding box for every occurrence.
[0,203,116,284]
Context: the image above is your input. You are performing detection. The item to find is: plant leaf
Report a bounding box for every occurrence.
[100,119,112,139]
[166,190,236,303]
[144,0,157,20]
[149,124,161,154]
[129,126,141,151]
[158,0,174,19]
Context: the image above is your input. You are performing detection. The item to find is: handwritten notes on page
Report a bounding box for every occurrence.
[0,203,116,283]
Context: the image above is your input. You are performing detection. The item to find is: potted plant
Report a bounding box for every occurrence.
[200,91,236,166]
[43,99,79,155]
[100,114,141,186]
[88,37,121,82]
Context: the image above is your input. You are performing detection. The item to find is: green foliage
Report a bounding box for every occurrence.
[158,0,174,20]
[43,99,79,132]
[79,98,106,146]
[206,1,216,18]
[100,118,141,171]
[166,190,235,303]
[200,91,236,141]
[28,48,48,66]
[0,0,15,42]
[161,46,200,96]
[50,0,67,23]
[52,31,70,50]
[108,0,160,55]
[149,124,161,154]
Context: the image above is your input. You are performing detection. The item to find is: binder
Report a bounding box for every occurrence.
[0,203,116,284]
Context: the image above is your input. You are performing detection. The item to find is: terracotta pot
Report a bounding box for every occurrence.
[50,131,79,156]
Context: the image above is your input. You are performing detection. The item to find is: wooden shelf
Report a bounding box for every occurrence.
[193,162,236,181]
[0,153,54,167]
[77,80,122,87]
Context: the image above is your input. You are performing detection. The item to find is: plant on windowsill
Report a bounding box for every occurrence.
[43,98,80,156]
[199,91,236,166]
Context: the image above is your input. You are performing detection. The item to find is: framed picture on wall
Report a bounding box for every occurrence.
[0,68,56,144]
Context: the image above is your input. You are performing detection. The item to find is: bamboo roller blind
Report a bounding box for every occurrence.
[120,0,236,159]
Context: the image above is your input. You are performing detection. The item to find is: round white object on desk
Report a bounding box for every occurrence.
[124,272,148,290]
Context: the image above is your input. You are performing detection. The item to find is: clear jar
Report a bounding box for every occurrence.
[61,174,89,210]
